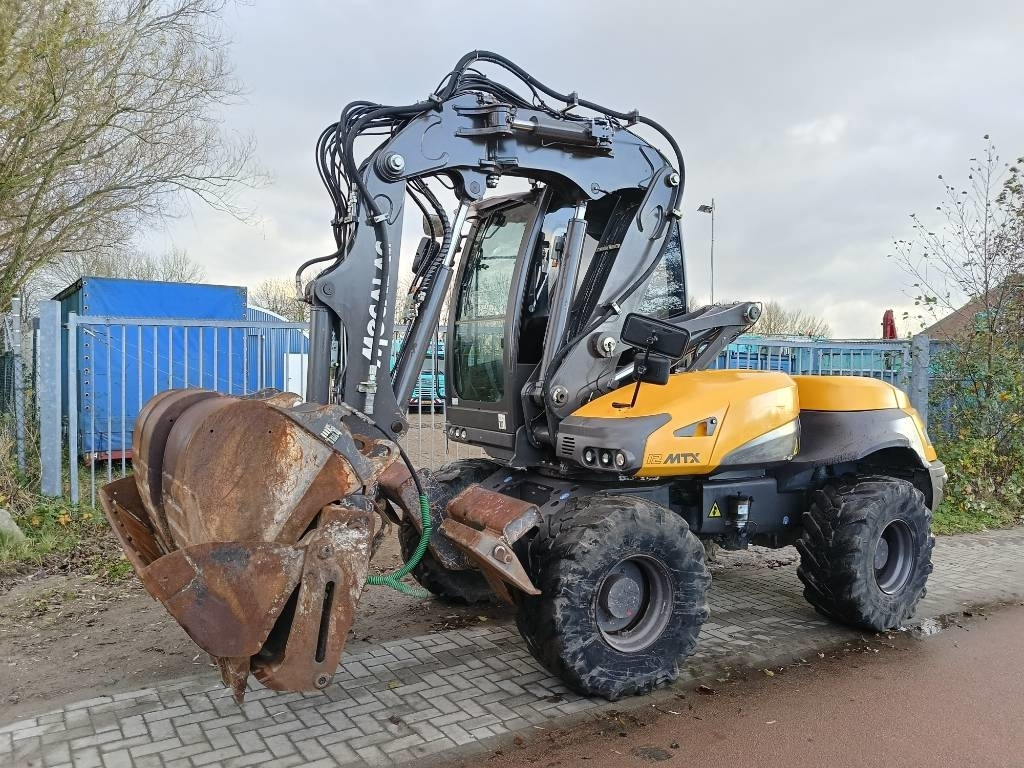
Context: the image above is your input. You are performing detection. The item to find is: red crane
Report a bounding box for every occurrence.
[882,309,897,339]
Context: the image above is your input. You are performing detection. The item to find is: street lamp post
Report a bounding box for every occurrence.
[697,199,715,303]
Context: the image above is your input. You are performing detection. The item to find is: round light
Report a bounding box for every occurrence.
[614,451,626,468]
[460,429,468,440]
[599,450,612,467]
[583,448,595,464]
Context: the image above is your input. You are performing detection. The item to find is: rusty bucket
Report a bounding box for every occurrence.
[100,389,398,700]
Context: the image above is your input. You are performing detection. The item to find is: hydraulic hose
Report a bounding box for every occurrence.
[365,492,431,597]
[351,411,433,597]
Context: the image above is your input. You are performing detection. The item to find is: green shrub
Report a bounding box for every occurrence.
[929,343,1024,534]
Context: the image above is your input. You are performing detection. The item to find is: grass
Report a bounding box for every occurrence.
[1,416,134,583]
[0,493,129,582]
[932,503,1018,535]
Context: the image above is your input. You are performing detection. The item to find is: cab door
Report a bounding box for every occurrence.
[445,195,541,458]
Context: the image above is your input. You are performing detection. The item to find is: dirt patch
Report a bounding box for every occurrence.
[707,544,799,573]
[0,417,793,724]
[0,527,794,723]
[0,531,515,722]
[0,416,499,722]
[0,571,200,720]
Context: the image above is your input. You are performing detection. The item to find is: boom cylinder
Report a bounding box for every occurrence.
[394,201,470,406]
[306,304,333,404]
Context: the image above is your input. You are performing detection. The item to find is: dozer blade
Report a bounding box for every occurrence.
[100,389,398,701]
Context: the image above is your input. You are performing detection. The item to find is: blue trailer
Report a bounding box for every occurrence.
[244,305,310,394]
[56,277,250,458]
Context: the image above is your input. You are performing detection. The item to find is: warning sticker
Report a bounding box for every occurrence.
[708,502,722,518]
[320,423,344,445]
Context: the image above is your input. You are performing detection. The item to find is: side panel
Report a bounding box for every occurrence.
[794,409,935,468]
[560,370,799,476]
[791,375,909,411]
[697,476,803,541]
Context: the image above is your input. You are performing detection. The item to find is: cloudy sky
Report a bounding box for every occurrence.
[149,0,1024,338]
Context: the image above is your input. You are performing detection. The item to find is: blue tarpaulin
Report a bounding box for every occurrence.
[56,277,255,455]
[57,276,246,320]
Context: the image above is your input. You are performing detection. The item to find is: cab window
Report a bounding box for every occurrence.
[452,204,531,402]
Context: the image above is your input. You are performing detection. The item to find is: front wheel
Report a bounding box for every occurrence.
[398,458,500,605]
[796,476,934,631]
[515,494,710,700]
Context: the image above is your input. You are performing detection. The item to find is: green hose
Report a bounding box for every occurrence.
[365,493,431,596]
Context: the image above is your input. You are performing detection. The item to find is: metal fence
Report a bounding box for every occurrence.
[11,299,933,507]
[61,312,309,506]
[1,299,27,474]
[710,335,914,387]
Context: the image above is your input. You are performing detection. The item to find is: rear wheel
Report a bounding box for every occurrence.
[797,476,933,630]
[516,494,710,700]
[398,458,499,605]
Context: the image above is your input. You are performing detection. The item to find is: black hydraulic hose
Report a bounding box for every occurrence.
[294,248,342,293]
[407,186,439,240]
[340,101,439,372]
[411,179,450,233]
[318,52,689,411]
[411,179,453,263]
[437,51,685,209]
[439,51,686,316]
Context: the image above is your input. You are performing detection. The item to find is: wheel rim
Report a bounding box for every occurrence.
[595,556,673,652]
[873,519,915,594]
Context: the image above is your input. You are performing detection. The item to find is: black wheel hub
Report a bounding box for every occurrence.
[595,557,673,652]
[873,519,915,594]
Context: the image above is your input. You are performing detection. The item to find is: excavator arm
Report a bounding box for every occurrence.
[304,51,688,443]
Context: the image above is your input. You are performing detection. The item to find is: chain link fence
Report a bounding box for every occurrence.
[1,300,27,476]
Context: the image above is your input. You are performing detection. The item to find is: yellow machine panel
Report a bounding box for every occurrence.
[573,370,799,476]
[792,375,910,411]
[792,375,936,461]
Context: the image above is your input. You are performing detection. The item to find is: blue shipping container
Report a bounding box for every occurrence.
[55,277,249,456]
[244,305,310,393]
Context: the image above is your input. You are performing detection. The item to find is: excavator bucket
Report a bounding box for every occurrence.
[99,389,399,700]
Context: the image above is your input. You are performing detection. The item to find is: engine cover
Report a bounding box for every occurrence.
[557,370,799,477]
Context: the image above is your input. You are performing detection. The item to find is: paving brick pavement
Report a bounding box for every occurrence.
[3,528,1022,768]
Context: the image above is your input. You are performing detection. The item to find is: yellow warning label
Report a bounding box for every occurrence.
[708,502,721,518]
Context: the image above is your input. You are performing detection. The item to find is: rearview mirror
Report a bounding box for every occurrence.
[613,315,690,409]
[620,313,690,359]
[635,353,672,386]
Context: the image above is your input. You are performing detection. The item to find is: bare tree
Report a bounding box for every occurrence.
[0,0,262,310]
[892,138,1024,333]
[751,300,831,337]
[151,248,207,284]
[249,278,308,322]
[890,138,1024,521]
[39,247,206,294]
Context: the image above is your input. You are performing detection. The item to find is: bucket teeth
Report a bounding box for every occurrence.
[100,388,398,700]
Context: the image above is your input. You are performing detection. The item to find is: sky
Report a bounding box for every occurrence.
[147,0,1024,338]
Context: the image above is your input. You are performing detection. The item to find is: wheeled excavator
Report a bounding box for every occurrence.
[100,52,946,702]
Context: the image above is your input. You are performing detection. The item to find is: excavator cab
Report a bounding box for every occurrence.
[445,185,689,463]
